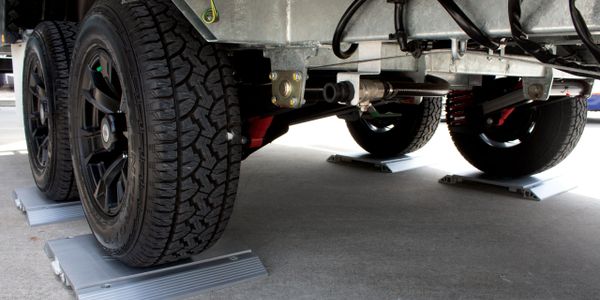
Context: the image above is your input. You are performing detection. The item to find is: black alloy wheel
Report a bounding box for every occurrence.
[69,0,243,267]
[74,51,129,217]
[346,98,442,157]
[25,58,50,170]
[23,21,78,201]
[449,78,587,177]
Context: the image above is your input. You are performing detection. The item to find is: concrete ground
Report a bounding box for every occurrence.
[1,106,600,300]
[0,87,16,107]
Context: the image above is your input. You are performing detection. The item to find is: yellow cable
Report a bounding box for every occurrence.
[201,0,219,24]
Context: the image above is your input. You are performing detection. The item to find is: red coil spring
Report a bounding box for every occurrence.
[446,90,474,127]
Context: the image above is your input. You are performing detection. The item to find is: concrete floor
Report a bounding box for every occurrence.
[1,106,600,300]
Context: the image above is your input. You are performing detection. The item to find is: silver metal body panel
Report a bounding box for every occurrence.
[309,46,561,75]
[45,234,267,300]
[327,153,431,173]
[12,186,84,226]
[175,0,596,88]
[179,0,600,45]
[439,170,577,201]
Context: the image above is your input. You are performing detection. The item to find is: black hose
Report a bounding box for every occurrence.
[332,0,368,59]
[569,0,600,63]
[393,1,408,51]
[437,0,499,50]
[508,0,600,79]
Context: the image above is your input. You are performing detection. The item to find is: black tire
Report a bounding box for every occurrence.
[69,0,242,267]
[23,21,78,201]
[346,98,442,157]
[448,79,587,177]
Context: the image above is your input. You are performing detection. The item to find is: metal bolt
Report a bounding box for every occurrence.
[486,118,494,125]
[269,72,278,81]
[290,98,297,107]
[271,97,278,105]
[279,80,293,97]
[528,84,543,99]
[293,72,302,82]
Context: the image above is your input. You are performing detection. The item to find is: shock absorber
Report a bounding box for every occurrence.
[446,90,473,127]
[322,78,450,105]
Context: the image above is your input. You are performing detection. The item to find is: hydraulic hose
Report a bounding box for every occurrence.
[332,0,368,59]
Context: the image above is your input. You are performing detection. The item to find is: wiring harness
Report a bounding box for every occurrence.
[331,0,600,78]
[509,0,600,78]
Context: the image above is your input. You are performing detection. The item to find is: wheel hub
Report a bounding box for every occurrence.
[38,99,47,125]
[100,115,121,150]
[101,119,110,143]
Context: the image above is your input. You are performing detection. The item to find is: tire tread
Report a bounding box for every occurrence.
[87,0,242,266]
[26,21,78,201]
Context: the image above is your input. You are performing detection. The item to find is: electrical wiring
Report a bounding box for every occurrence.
[332,0,368,59]
[508,0,600,79]
[329,0,600,78]
[569,0,600,63]
[437,0,499,51]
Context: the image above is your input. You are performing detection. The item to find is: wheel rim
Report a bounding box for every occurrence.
[363,119,396,133]
[25,57,50,170]
[479,106,538,149]
[76,49,129,217]
[360,103,403,133]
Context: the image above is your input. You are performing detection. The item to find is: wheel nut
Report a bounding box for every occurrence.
[271,97,278,105]
[269,72,278,81]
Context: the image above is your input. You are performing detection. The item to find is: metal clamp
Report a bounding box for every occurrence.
[333,42,385,109]
[450,38,467,61]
